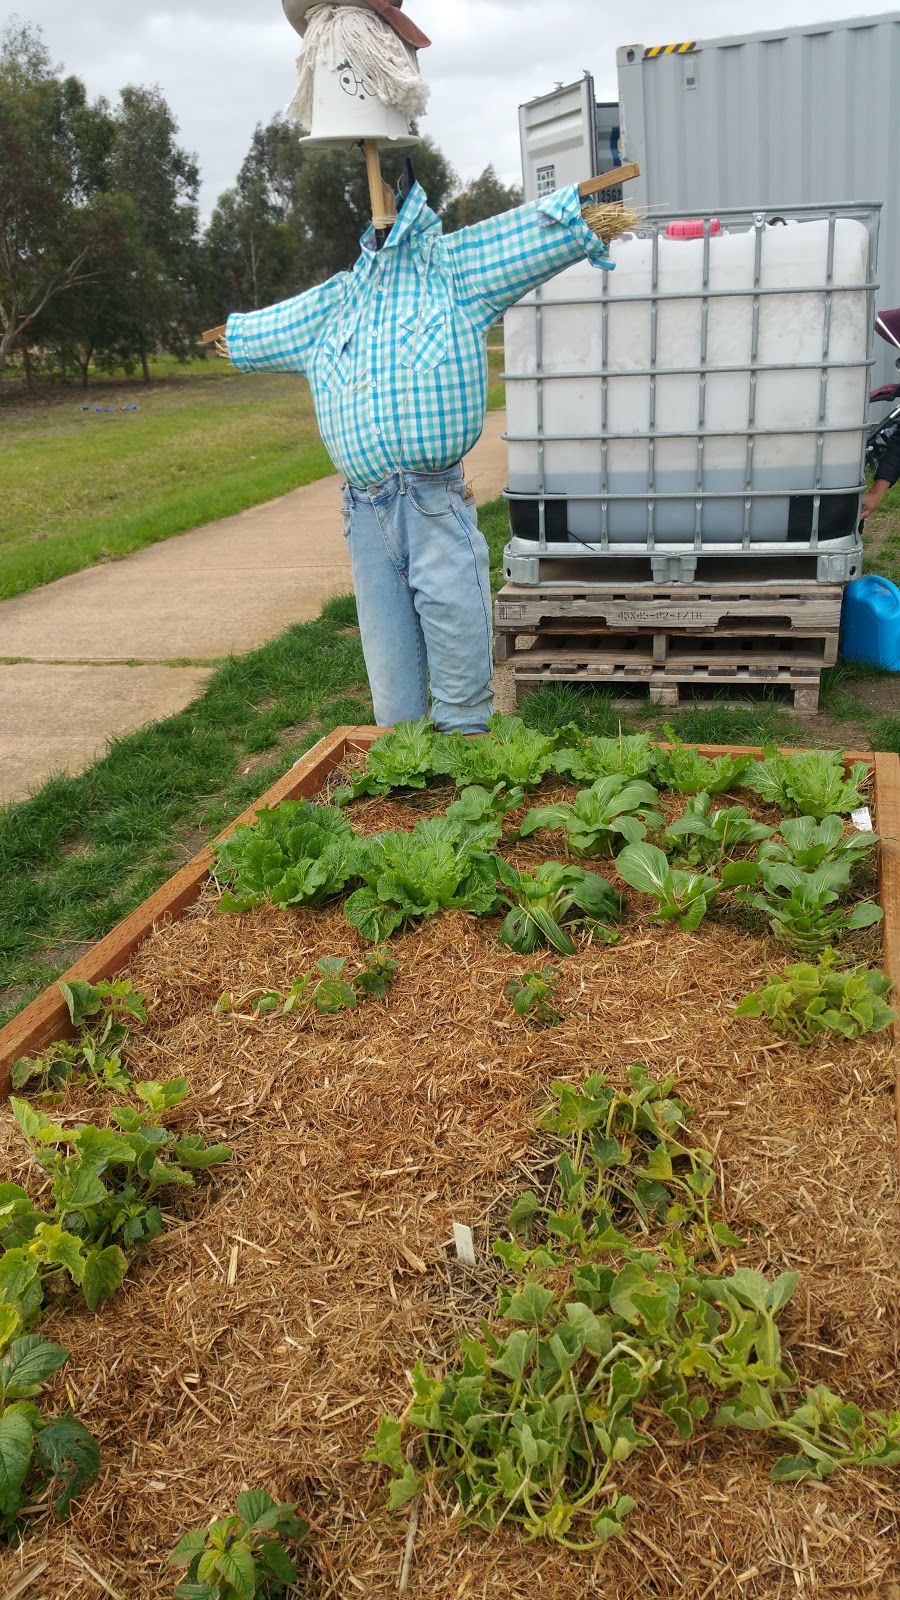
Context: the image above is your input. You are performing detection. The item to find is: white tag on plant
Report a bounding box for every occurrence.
[453,1223,476,1268]
[851,807,873,832]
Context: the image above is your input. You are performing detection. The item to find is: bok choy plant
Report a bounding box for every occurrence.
[496,860,624,956]
[517,776,662,857]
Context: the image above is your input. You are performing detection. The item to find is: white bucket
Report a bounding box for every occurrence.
[301,55,419,148]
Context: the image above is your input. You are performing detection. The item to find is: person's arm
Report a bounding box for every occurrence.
[441,185,614,333]
[225,277,344,374]
[862,427,900,518]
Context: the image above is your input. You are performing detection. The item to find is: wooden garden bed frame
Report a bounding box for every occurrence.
[2,728,898,1158]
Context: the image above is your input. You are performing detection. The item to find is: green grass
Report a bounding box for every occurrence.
[0,350,507,602]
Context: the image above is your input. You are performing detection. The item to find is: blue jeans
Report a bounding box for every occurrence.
[342,465,494,734]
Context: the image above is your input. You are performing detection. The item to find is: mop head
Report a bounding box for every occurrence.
[581,202,642,243]
[287,3,429,129]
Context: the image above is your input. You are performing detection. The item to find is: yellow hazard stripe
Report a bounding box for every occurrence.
[645,42,697,57]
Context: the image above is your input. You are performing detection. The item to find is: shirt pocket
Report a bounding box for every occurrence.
[398,307,449,372]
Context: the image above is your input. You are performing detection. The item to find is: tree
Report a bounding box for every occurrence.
[0,22,114,375]
[103,85,200,380]
[291,135,456,283]
[202,118,306,319]
[442,165,523,233]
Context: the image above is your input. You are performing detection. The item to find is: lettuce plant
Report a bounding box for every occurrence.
[517,776,662,857]
[735,949,896,1043]
[746,750,871,819]
[345,816,500,942]
[652,732,753,796]
[333,717,436,801]
[431,714,558,789]
[552,732,657,782]
[496,859,623,956]
[214,800,356,912]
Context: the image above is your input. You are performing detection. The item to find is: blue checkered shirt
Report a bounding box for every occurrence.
[226,182,612,488]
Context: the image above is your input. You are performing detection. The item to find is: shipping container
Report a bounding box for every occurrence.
[617,12,900,385]
[519,73,620,201]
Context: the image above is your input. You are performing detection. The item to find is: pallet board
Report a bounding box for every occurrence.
[495,583,845,633]
[1,731,898,1165]
[510,652,825,711]
[504,552,860,585]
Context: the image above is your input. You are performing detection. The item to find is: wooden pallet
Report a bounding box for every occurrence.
[495,583,843,631]
[510,648,824,712]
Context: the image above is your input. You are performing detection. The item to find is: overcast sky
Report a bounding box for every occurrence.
[7,1,900,215]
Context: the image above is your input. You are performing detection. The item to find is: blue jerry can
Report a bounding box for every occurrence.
[841,576,900,671]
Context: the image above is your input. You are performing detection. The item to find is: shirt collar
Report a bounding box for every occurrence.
[359,181,441,257]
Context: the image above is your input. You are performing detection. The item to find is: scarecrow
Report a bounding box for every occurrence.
[205,0,637,734]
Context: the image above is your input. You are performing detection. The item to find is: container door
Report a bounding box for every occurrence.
[518,74,598,203]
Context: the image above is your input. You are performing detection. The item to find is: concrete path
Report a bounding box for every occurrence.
[0,412,509,802]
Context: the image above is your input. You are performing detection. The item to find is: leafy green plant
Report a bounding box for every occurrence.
[2,1091,230,1316]
[652,732,753,796]
[0,1333,100,1534]
[344,816,499,943]
[367,1070,900,1549]
[614,844,724,931]
[517,776,662,857]
[758,813,879,873]
[218,951,398,1018]
[742,864,883,955]
[662,793,773,866]
[735,949,896,1043]
[552,732,656,783]
[169,1489,308,1599]
[333,717,436,801]
[12,979,148,1095]
[499,1066,736,1265]
[430,714,558,789]
[444,783,525,846]
[496,860,624,957]
[214,800,356,913]
[505,970,563,1028]
[746,750,871,819]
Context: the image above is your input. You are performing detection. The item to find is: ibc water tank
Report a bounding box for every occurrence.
[503,207,878,561]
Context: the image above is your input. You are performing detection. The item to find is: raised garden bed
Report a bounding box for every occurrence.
[1,728,899,1599]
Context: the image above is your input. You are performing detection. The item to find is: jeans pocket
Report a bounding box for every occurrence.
[405,477,462,518]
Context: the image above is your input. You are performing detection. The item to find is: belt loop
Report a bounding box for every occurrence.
[398,466,407,495]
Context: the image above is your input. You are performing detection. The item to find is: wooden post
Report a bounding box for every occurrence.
[363,139,397,233]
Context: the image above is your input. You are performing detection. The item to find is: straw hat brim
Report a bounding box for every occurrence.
[282,0,431,49]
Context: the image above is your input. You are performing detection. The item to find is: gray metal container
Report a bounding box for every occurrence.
[618,12,900,388]
[502,203,878,587]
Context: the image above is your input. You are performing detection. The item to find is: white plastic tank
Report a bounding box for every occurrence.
[504,210,876,548]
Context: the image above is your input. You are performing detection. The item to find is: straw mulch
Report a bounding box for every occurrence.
[1,786,898,1600]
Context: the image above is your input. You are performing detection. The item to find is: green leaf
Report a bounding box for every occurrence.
[34,1414,100,1519]
[172,1137,232,1170]
[504,1282,556,1324]
[82,1245,128,1310]
[0,1410,34,1502]
[388,1462,420,1509]
[256,1538,298,1583]
[363,1414,405,1472]
[615,843,670,897]
[32,1224,87,1284]
[204,1543,256,1599]
[169,1528,209,1565]
[0,1335,69,1399]
[234,1488,277,1527]
[492,1328,535,1382]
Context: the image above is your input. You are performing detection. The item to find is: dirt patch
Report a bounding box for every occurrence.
[0,780,896,1599]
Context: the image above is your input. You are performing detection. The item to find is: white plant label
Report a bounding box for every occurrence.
[453,1223,477,1268]
[851,807,873,832]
